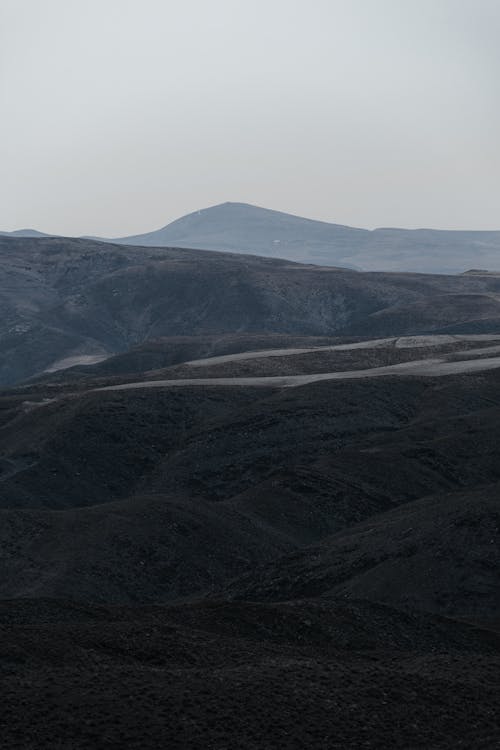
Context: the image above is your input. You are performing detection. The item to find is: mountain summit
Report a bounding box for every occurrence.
[110,202,500,274]
[3,203,500,273]
[112,202,365,266]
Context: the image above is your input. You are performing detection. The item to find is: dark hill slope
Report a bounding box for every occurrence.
[0,597,498,750]
[1,370,500,613]
[0,386,269,510]
[4,370,500,513]
[226,484,500,623]
[4,235,500,384]
[2,353,500,747]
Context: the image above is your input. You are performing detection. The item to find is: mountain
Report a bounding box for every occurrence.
[0,228,51,238]
[4,203,500,273]
[5,234,500,385]
[110,202,500,274]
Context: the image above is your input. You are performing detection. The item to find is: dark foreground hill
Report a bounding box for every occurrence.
[1,597,499,749]
[5,234,500,385]
[1,363,500,747]
[1,349,500,618]
[111,202,500,274]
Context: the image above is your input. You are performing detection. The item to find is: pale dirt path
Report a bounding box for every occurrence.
[447,343,500,358]
[185,334,500,368]
[44,354,110,373]
[185,337,396,366]
[98,353,500,392]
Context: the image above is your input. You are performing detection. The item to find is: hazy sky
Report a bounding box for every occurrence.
[1,0,498,235]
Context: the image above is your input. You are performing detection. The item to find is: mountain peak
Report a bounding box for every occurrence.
[0,228,50,238]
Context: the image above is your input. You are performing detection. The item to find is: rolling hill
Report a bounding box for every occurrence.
[4,234,500,385]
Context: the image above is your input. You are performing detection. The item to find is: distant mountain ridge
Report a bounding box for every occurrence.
[109,202,500,274]
[2,202,500,273]
[0,228,50,238]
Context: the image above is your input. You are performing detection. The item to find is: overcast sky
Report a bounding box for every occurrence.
[1,0,498,235]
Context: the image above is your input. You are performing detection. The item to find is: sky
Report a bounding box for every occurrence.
[1,0,499,235]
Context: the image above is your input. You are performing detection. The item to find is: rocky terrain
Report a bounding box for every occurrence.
[1,240,500,747]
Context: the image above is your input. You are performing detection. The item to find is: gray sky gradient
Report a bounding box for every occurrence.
[1,0,499,235]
